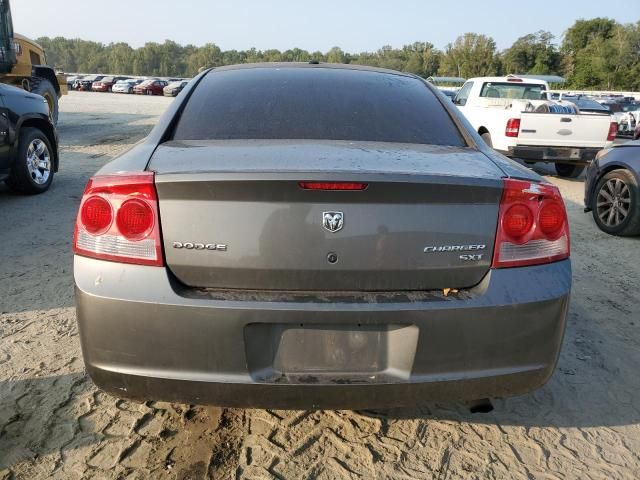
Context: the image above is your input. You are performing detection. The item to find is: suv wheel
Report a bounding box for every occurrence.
[592,170,640,236]
[5,127,54,194]
[555,163,585,178]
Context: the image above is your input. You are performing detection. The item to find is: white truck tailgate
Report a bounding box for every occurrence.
[518,113,611,148]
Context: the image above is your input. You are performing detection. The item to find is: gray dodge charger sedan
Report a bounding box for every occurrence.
[73,63,571,409]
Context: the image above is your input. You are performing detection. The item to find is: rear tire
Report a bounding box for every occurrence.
[592,170,640,236]
[555,163,584,178]
[480,132,492,147]
[30,77,59,125]
[5,127,55,195]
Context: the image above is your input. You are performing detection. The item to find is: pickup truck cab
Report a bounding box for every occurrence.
[454,75,617,177]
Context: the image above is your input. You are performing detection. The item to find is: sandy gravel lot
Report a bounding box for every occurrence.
[1,91,639,479]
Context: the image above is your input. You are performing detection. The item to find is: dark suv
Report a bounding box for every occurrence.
[0,83,58,194]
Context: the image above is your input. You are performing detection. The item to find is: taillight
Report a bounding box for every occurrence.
[505,118,521,137]
[492,178,570,268]
[607,122,618,142]
[73,172,164,266]
[80,196,112,234]
[299,182,368,190]
[117,199,154,240]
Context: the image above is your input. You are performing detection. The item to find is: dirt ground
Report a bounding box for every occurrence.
[1,91,639,480]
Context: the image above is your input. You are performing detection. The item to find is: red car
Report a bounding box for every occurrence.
[92,76,130,92]
[134,79,168,96]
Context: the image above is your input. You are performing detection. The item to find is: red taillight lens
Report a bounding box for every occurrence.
[607,122,618,141]
[73,172,164,266]
[538,201,565,238]
[117,199,154,240]
[299,182,368,191]
[503,204,534,241]
[492,179,570,268]
[505,118,521,137]
[80,196,112,234]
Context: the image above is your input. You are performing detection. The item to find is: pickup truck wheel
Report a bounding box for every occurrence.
[480,132,492,147]
[592,170,640,236]
[555,163,584,178]
[5,127,54,195]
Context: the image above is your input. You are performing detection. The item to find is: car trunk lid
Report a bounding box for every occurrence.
[150,140,504,291]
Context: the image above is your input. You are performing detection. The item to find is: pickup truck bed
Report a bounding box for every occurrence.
[454,76,615,177]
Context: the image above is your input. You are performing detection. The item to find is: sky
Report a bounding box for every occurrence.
[12,0,639,52]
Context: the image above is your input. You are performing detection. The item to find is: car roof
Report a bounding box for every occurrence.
[206,62,416,79]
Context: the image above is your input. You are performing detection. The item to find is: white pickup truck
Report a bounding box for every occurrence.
[454,75,616,177]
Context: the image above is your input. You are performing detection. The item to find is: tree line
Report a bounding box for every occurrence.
[38,18,640,90]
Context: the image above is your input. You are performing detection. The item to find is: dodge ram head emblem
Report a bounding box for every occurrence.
[323,211,344,233]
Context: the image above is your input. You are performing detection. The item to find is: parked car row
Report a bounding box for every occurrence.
[112,79,144,94]
[65,74,191,97]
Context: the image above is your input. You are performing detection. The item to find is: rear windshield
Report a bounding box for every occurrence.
[480,82,547,100]
[173,67,465,146]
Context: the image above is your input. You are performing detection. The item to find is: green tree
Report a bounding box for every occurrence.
[502,31,560,75]
[35,20,640,90]
[326,47,347,64]
[402,42,441,77]
[185,43,222,75]
[439,33,498,78]
[562,18,615,87]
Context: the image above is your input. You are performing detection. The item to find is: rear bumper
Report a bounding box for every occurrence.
[506,145,600,164]
[74,256,571,409]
